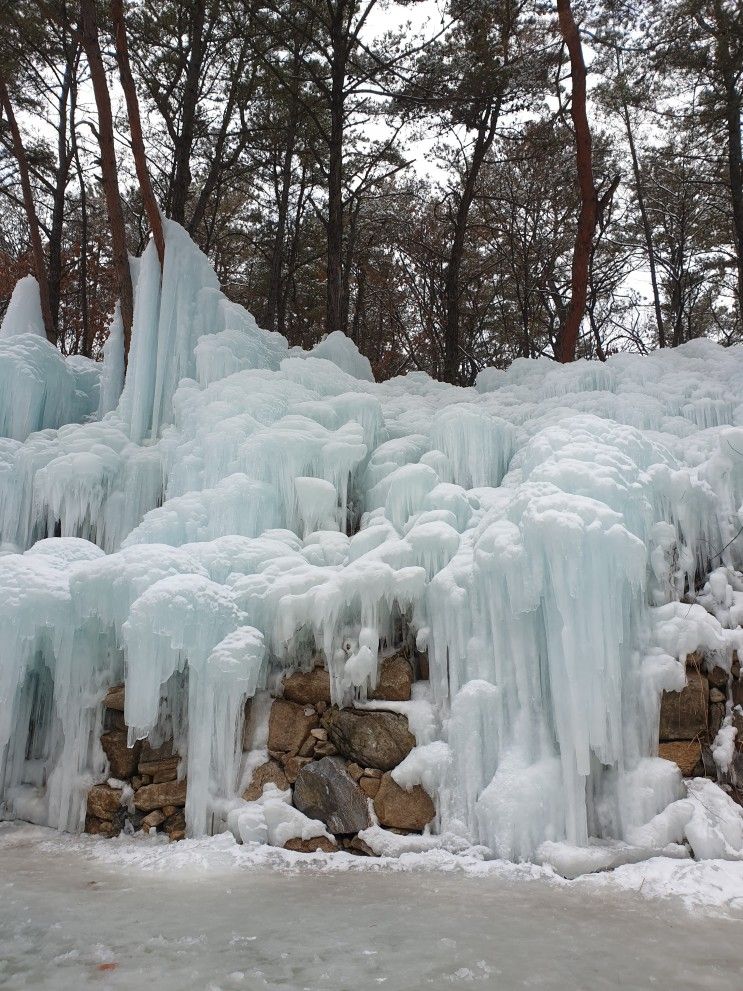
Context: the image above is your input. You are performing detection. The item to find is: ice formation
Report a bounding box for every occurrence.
[2,220,743,867]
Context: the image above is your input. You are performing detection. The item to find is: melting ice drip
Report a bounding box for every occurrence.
[1,221,743,867]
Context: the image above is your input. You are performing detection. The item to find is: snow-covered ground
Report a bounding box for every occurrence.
[1,823,742,991]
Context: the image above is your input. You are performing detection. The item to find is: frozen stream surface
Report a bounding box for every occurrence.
[2,825,743,990]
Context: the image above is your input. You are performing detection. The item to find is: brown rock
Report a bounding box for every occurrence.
[162,805,177,818]
[138,756,180,782]
[310,728,328,741]
[293,756,371,834]
[132,776,143,791]
[282,667,331,707]
[313,742,338,758]
[659,741,703,777]
[284,755,313,784]
[106,709,127,732]
[316,701,328,715]
[708,665,729,689]
[373,773,435,831]
[709,687,726,704]
[242,760,289,801]
[97,820,120,839]
[163,809,186,839]
[733,678,743,709]
[134,778,187,812]
[345,835,377,857]
[347,762,364,782]
[732,707,743,743]
[102,684,125,712]
[369,654,413,702]
[659,668,709,741]
[142,810,165,830]
[363,767,383,779]
[283,836,338,854]
[267,698,318,753]
[323,708,415,771]
[101,731,141,780]
[359,776,381,798]
[87,784,122,821]
[298,736,317,757]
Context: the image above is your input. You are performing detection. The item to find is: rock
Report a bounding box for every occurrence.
[359,776,381,798]
[138,740,179,781]
[142,810,165,830]
[293,757,371,834]
[106,709,127,733]
[659,669,709,741]
[132,776,142,791]
[310,728,328,741]
[732,707,743,742]
[733,678,743,709]
[283,836,338,854]
[708,665,729,689]
[316,701,328,715]
[85,816,121,839]
[87,784,122,821]
[162,804,177,818]
[163,809,186,840]
[710,702,726,737]
[347,762,364,781]
[313,742,338,758]
[658,741,703,777]
[363,767,383,779]
[709,687,726,703]
[242,760,289,801]
[282,667,331,707]
[101,731,141,780]
[344,835,376,857]
[373,773,435,831]
[415,649,429,681]
[284,755,313,784]
[369,654,413,702]
[323,709,415,771]
[298,736,316,757]
[134,778,187,812]
[102,684,125,711]
[267,698,318,753]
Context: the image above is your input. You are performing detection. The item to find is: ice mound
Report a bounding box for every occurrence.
[1,221,743,867]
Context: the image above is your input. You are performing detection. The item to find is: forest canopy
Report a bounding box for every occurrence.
[1,0,742,383]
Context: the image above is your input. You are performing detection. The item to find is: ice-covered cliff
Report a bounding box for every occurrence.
[2,221,743,867]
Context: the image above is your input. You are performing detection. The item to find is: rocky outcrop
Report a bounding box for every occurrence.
[293,756,371,834]
[658,741,702,777]
[322,709,415,771]
[373,773,435,831]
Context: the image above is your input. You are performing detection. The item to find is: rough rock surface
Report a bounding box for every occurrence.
[101,731,141,779]
[369,654,413,702]
[133,778,187,812]
[282,667,331,707]
[87,784,122,821]
[322,709,415,771]
[242,759,289,801]
[659,668,709,741]
[373,773,435,831]
[102,684,125,712]
[283,836,338,854]
[293,756,371,834]
[267,698,319,753]
[658,741,703,777]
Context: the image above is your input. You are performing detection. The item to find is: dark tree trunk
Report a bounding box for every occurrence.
[326,1,346,337]
[79,0,134,359]
[49,54,74,332]
[0,77,57,344]
[170,0,206,226]
[110,0,165,266]
[556,0,596,364]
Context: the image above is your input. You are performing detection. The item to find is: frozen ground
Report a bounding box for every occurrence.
[1,823,743,991]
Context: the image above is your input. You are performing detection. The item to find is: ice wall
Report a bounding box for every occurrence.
[1,222,743,861]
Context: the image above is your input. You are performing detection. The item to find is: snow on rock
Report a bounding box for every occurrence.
[2,222,743,866]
